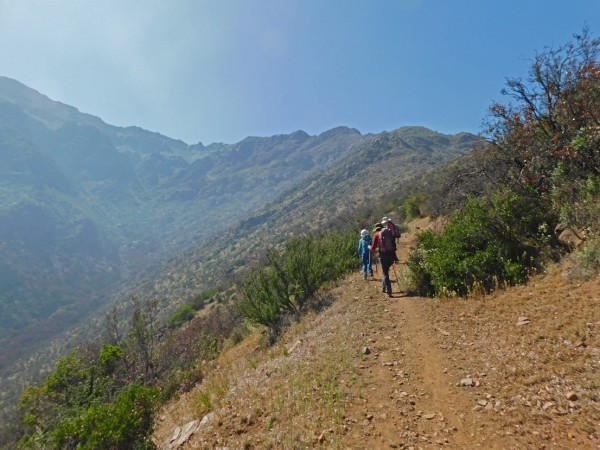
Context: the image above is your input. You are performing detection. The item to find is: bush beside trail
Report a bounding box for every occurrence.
[408,30,600,297]
[236,230,358,331]
[408,189,553,297]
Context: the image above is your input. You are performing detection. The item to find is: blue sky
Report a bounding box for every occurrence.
[1,1,600,145]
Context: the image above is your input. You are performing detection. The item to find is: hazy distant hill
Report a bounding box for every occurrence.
[0,77,368,404]
[0,76,481,436]
[241,126,480,234]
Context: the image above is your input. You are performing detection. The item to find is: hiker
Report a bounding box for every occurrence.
[369,223,395,297]
[358,229,374,280]
[382,216,400,262]
[382,216,401,241]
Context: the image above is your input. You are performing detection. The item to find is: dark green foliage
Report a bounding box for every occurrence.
[16,288,241,449]
[17,350,160,450]
[167,304,196,329]
[236,230,356,328]
[402,194,423,220]
[409,190,551,296]
[16,299,165,449]
[237,265,290,327]
[406,30,600,295]
[98,344,123,375]
[576,239,600,277]
[19,383,158,450]
[47,384,158,450]
[403,194,425,220]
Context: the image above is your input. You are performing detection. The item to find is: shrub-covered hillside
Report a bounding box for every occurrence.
[404,29,599,297]
[11,30,600,449]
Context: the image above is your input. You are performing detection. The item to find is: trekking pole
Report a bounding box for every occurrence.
[391,262,399,286]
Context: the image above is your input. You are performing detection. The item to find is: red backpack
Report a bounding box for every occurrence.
[379,227,395,253]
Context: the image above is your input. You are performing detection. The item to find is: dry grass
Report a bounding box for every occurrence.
[153,219,600,449]
[423,262,600,447]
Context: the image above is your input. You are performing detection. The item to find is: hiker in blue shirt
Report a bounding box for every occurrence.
[358,229,374,280]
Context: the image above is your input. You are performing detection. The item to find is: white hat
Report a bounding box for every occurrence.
[360,229,368,237]
[382,216,389,223]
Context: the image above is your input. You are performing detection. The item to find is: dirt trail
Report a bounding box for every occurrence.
[339,226,492,449]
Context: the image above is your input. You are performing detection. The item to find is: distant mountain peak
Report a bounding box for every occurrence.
[317,126,362,139]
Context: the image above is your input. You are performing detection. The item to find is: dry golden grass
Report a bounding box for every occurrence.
[154,219,600,449]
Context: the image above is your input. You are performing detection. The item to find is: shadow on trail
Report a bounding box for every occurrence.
[309,292,335,313]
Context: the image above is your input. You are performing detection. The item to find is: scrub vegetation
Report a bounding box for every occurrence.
[12,30,600,449]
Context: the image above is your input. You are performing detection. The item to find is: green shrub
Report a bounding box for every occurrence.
[571,238,600,280]
[279,236,325,308]
[50,384,159,450]
[167,304,196,329]
[19,366,159,450]
[403,194,425,219]
[235,230,356,328]
[552,163,600,233]
[98,343,123,375]
[406,242,434,297]
[237,265,291,327]
[18,299,165,449]
[190,287,219,310]
[409,189,551,296]
[319,230,358,280]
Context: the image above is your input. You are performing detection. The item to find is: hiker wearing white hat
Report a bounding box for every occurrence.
[358,229,374,280]
[369,223,395,297]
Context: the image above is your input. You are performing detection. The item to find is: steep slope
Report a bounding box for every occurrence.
[0,77,482,444]
[154,218,600,449]
[92,126,482,326]
[0,78,370,437]
[0,126,122,368]
[0,82,361,330]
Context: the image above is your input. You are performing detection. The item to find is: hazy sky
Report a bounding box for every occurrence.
[2,1,600,145]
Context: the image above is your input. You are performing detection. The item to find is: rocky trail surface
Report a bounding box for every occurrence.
[154,218,600,449]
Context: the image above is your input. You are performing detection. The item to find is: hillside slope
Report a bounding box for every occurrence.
[0,83,481,443]
[153,218,600,449]
[234,127,480,237]
[0,76,369,363]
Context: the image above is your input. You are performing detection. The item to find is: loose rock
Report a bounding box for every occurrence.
[565,391,578,401]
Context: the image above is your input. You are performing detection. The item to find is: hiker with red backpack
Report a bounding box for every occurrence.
[382,216,400,262]
[369,222,396,297]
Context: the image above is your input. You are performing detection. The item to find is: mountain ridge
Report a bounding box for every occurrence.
[0,76,481,443]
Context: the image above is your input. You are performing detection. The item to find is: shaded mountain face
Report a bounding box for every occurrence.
[0,77,369,378]
[0,77,482,435]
